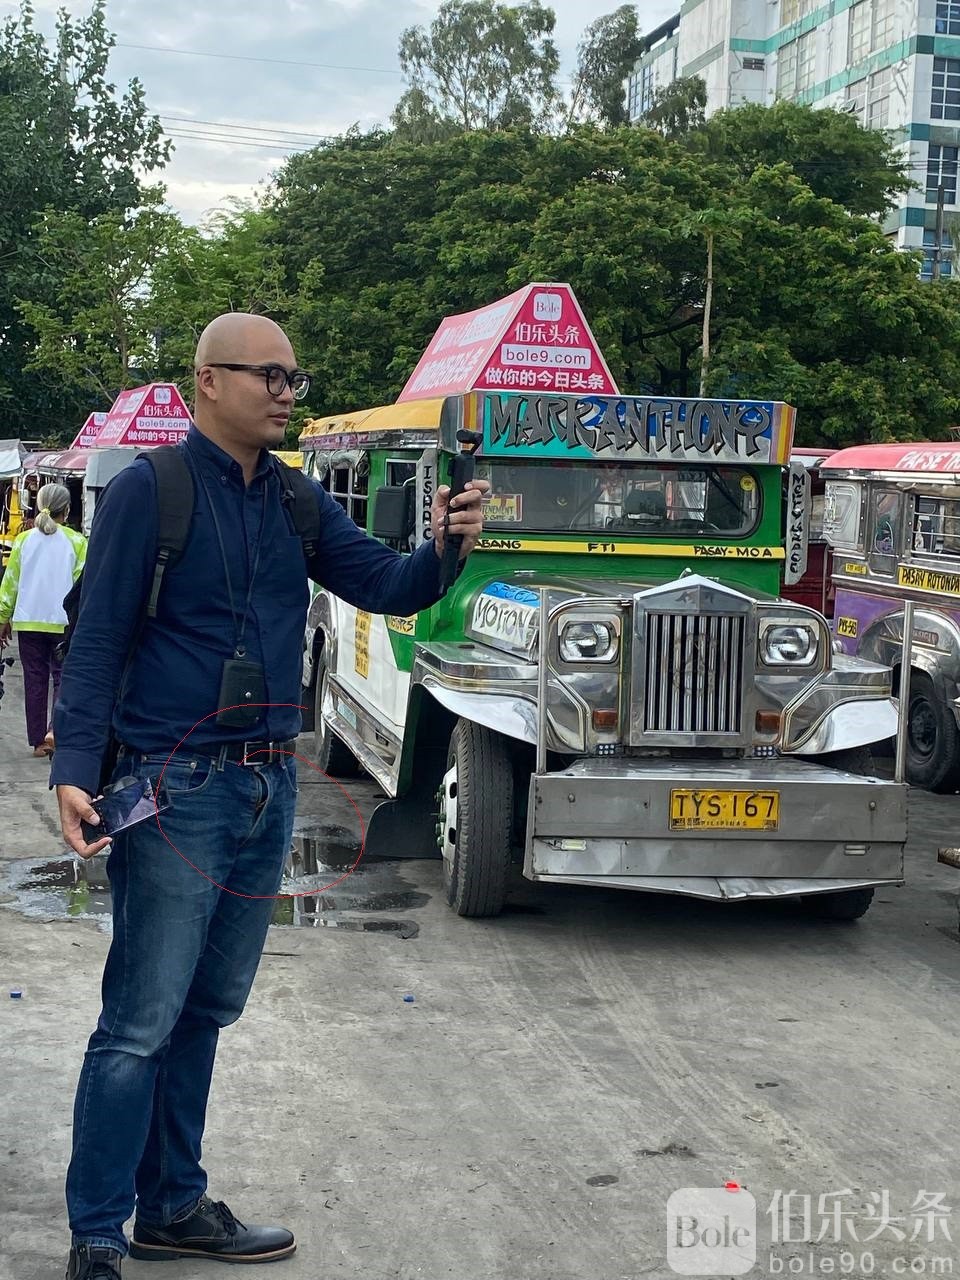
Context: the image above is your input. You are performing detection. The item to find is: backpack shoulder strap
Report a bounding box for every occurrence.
[274,457,320,561]
[137,446,195,618]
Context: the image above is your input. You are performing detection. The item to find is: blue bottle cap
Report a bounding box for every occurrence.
[402,994,415,1003]
[10,989,22,999]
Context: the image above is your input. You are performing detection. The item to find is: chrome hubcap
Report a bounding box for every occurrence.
[438,761,458,876]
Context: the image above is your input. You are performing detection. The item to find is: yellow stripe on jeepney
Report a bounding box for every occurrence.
[299,398,446,446]
[474,538,785,559]
[898,564,960,596]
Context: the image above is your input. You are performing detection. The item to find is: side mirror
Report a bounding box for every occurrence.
[372,484,416,541]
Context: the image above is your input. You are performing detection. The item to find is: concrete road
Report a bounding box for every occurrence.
[2,660,960,1280]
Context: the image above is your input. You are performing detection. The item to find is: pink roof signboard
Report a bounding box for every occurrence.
[821,444,960,474]
[397,283,619,403]
[95,383,192,448]
[69,412,108,450]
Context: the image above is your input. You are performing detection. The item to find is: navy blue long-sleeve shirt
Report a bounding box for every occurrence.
[51,427,448,795]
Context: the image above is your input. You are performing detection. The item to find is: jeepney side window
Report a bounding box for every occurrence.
[909,493,960,556]
[326,458,369,530]
[866,487,903,574]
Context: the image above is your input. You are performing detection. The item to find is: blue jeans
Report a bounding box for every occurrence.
[66,748,297,1254]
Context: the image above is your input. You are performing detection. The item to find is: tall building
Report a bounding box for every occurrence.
[627,1,956,278]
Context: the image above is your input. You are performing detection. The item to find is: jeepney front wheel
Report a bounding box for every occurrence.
[439,719,513,918]
[905,670,960,793]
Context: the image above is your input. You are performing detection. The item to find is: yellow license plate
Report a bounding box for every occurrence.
[669,789,780,831]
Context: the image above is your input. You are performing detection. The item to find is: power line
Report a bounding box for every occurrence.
[115,41,401,76]
[163,129,316,154]
[159,114,336,142]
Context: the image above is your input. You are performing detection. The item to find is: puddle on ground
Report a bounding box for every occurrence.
[0,820,428,937]
[272,823,428,934]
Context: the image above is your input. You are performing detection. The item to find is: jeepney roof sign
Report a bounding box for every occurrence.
[95,383,192,448]
[820,442,960,475]
[69,411,108,450]
[22,448,97,473]
[397,283,619,403]
[479,392,796,464]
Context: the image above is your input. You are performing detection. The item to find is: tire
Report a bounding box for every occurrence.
[439,719,513,918]
[313,652,360,778]
[803,887,875,921]
[905,670,960,793]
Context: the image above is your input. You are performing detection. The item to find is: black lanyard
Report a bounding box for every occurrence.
[197,468,268,659]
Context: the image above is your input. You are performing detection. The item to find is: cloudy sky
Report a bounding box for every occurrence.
[2,0,677,223]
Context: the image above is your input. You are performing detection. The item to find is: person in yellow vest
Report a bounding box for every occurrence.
[0,483,86,756]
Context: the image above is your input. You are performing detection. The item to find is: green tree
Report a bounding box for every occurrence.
[697,99,911,217]
[393,0,560,137]
[17,196,291,441]
[567,4,644,128]
[640,75,706,138]
[268,121,960,444]
[0,0,169,437]
[17,191,186,412]
[153,200,291,379]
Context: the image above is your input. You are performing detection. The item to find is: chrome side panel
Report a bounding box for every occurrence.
[790,697,899,755]
[322,673,402,795]
[777,656,893,751]
[418,677,539,745]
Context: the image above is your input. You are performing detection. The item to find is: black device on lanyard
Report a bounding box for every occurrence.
[197,470,269,729]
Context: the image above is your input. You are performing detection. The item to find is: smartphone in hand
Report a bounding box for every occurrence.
[80,776,169,845]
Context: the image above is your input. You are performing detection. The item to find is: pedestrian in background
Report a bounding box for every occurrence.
[0,482,85,756]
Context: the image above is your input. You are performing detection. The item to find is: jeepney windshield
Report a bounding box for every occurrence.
[475,460,760,537]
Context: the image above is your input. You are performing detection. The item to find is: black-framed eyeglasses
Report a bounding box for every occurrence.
[203,362,312,401]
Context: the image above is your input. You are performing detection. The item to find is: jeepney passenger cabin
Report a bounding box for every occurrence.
[821,442,960,791]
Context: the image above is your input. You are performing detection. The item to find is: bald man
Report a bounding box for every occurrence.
[51,314,488,1280]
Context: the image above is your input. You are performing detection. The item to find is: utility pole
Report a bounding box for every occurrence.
[933,182,946,282]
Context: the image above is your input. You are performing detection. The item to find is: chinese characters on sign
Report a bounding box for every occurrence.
[95,383,192,447]
[397,283,619,401]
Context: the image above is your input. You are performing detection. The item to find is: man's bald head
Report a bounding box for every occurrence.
[194,312,293,369]
[191,312,301,460]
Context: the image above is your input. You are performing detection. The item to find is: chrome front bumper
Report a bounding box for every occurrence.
[524,755,906,899]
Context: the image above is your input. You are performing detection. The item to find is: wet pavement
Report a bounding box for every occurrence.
[4,658,960,1280]
[0,818,429,936]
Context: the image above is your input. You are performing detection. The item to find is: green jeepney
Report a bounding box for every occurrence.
[299,389,905,921]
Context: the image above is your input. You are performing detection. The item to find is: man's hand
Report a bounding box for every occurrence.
[0,621,11,647]
[57,785,111,860]
[432,478,491,561]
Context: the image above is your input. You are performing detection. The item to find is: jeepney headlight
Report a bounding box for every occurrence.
[761,622,819,666]
[559,619,619,663]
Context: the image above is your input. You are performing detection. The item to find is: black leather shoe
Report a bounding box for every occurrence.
[65,1245,122,1279]
[129,1195,296,1264]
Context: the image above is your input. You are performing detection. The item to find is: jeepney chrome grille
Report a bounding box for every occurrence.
[643,613,745,736]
